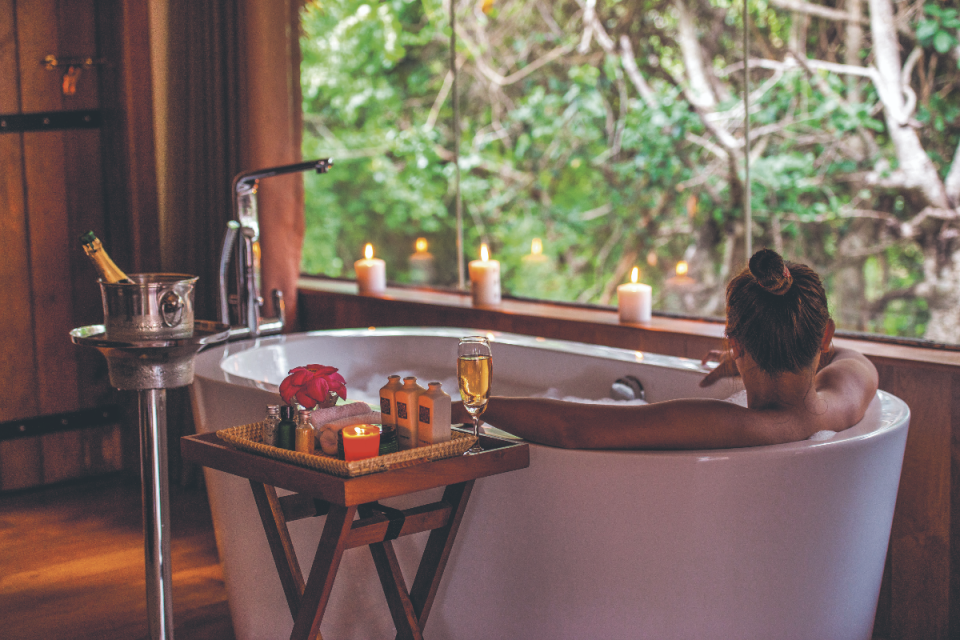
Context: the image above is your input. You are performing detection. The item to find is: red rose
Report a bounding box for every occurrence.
[279,364,347,408]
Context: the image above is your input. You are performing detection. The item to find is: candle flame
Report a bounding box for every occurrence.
[346,424,376,437]
[481,243,489,262]
[676,260,688,277]
[415,237,428,253]
[364,243,374,260]
[630,266,639,284]
[531,238,543,255]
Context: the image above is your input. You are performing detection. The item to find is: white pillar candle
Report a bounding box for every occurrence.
[468,244,501,306]
[618,266,652,324]
[355,243,386,295]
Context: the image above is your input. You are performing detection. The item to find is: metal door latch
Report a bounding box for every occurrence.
[42,54,107,96]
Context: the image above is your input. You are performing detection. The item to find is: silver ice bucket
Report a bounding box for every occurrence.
[100,274,198,341]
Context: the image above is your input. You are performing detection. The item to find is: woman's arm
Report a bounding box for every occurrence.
[813,347,879,428]
[454,395,782,450]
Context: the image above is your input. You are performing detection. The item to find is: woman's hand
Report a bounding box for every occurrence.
[699,349,739,387]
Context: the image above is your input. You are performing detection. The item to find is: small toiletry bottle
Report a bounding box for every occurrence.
[379,375,403,427]
[417,382,451,446]
[295,408,315,455]
[263,404,280,446]
[277,405,297,450]
[394,376,425,450]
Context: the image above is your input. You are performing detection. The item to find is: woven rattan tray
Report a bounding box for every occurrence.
[217,422,477,478]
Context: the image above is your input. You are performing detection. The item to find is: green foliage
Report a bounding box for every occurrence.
[917,4,960,58]
[300,0,960,341]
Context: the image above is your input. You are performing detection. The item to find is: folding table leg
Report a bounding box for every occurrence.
[249,481,306,619]
[290,504,358,640]
[367,539,424,640]
[404,480,475,637]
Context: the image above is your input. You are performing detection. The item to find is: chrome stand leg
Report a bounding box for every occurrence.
[139,388,174,640]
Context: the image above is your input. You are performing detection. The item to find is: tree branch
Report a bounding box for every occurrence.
[866,285,920,314]
[619,35,657,107]
[945,140,960,207]
[768,0,869,24]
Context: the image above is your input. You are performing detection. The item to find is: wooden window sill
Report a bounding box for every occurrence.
[297,277,960,371]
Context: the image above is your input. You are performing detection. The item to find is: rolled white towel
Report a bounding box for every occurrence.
[316,409,382,456]
[308,401,373,432]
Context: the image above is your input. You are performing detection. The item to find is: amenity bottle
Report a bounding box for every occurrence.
[417,381,451,446]
[379,375,403,427]
[295,408,315,455]
[79,230,132,283]
[394,376,425,450]
[277,405,297,450]
[262,404,280,446]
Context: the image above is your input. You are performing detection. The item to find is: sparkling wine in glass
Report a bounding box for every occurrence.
[457,336,492,455]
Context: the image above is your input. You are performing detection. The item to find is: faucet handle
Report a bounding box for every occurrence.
[255,289,285,337]
[271,289,285,330]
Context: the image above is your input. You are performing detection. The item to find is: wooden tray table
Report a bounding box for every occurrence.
[181,430,529,640]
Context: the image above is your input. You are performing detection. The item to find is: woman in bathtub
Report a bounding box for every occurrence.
[453,248,879,449]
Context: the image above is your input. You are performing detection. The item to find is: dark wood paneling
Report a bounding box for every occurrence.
[42,423,123,484]
[0,0,123,490]
[41,428,86,483]
[14,0,99,112]
[951,371,960,639]
[884,365,951,640]
[17,0,64,112]
[0,437,43,490]
[0,135,39,422]
[0,0,19,113]
[23,130,81,416]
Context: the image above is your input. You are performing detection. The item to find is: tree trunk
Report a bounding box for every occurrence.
[674,0,716,109]
[868,0,959,342]
[869,0,949,208]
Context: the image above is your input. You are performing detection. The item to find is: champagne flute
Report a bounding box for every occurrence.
[457,336,492,455]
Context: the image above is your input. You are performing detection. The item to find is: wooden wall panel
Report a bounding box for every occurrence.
[884,366,951,640]
[23,130,81,416]
[41,429,86,484]
[0,0,18,113]
[15,0,98,112]
[0,438,43,490]
[16,0,64,112]
[951,372,960,639]
[0,136,39,422]
[0,0,118,490]
[56,0,100,111]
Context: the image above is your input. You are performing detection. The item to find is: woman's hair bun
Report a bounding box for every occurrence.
[749,248,793,295]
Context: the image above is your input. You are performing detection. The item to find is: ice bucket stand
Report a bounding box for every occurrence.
[71,321,230,640]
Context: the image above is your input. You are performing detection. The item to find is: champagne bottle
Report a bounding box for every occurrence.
[79,230,133,283]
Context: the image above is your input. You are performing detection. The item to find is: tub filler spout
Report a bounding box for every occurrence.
[219,158,333,341]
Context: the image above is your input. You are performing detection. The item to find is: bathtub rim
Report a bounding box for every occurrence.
[194,326,910,461]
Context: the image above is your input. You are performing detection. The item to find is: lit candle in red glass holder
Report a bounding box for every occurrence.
[342,424,381,461]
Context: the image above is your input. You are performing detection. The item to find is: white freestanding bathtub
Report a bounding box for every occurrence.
[190,327,909,640]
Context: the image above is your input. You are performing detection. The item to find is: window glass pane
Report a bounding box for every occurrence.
[301,0,960,345]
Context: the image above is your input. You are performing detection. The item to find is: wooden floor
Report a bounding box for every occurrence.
[0,473,236,640]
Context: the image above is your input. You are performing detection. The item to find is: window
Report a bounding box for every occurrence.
[300,0,960,345]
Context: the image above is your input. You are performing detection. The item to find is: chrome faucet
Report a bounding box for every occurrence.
[219,158,333,340]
